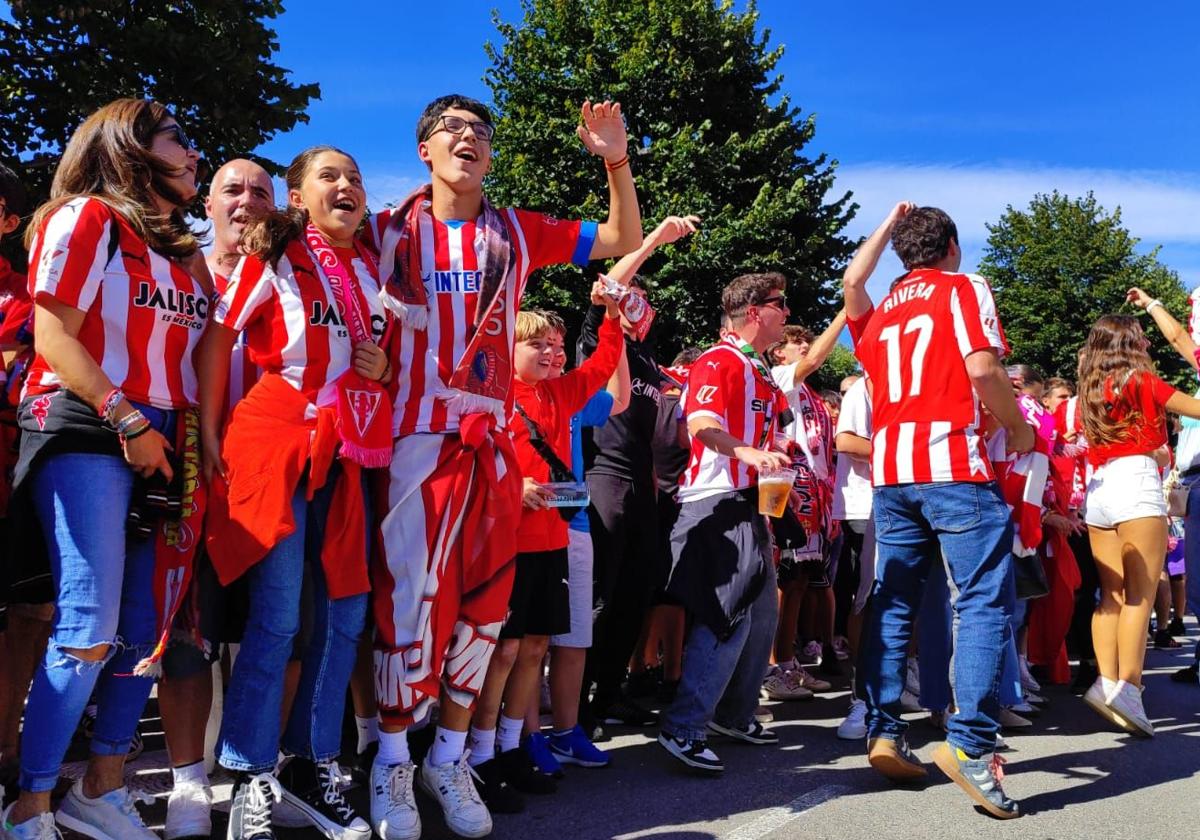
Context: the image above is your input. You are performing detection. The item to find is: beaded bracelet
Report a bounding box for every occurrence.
[115,410,148,435]
[99,388,125,424]
[604,155,630,172]
[120,421,153,443]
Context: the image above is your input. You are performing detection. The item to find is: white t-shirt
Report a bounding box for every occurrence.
[771,363,832,482]
[1176,386,1200,473]
[832,376,873,520]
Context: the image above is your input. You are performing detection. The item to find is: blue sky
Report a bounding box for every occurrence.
[8,1,1196,299]
[252,0,1199,301]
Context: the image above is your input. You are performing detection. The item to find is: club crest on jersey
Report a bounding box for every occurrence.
[346,388,383,437]
[424,270,482,294]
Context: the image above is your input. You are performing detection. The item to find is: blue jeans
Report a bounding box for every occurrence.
[662,562,778,741]
[20,404,174,793]
[1183,476,1200,662]
[218,467,367,772]
[863,481,1015,757]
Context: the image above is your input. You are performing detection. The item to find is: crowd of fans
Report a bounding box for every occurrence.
[0,91,1195,840]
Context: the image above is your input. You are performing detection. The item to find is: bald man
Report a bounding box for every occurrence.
[158,159,274,840]
[204,158,275,281]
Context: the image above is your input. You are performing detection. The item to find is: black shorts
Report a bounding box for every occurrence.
[500,548,571,640]
[161,552,251,679]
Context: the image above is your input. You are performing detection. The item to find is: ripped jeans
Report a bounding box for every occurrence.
[19,404,173,793]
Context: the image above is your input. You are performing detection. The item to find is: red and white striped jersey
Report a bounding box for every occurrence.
[679,334,789,503]
[214,247,386,406]
[212,271,260,412]
[366,204,595,436]
[25,197,210,409]
[851,269,1009,486]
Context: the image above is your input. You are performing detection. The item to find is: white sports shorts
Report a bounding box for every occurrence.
[1083,454,1167,529]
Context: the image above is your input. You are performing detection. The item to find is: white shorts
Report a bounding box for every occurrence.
[1083,454,1167,529]
[551,528,594,648]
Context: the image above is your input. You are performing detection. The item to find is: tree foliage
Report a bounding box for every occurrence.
[483,0,857,355]
[0,0,318,259]
[809,343,860,393]
[981,191,1190,387]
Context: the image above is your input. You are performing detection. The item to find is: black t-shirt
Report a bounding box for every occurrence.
[578,304,662,486]
[653,391,689,497]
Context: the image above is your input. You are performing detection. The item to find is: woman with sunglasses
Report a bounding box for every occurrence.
[1,99,208,840]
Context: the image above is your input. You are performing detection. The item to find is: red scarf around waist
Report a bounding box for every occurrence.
[206,372,370,599]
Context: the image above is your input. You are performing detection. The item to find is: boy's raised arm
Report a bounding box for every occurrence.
[577,100,643,260]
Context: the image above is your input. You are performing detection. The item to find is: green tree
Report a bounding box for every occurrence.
[981,191,1190,387]
[0,0,317,253]
[484,0,857,354]
[809,343,859,393]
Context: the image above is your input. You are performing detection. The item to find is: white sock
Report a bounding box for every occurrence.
[466,726,496,766]
[429,726,468,767]
[1100,675,1118,697]
[172,760,208,788]
[496,714,524,754]
[377,729,411,766]
[355,715,379,754]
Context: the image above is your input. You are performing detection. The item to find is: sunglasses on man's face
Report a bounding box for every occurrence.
[425,115,495,143]
[154,123,193,151]
[758,295,789,312]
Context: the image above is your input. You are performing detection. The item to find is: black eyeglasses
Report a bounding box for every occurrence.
[424,115,494,143]
[154,124,193,151]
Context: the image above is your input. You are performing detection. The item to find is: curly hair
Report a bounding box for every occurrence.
[891,207,958,270]
[1077,314,1156,446]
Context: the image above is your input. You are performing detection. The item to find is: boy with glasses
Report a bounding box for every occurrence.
[364,94,641,839]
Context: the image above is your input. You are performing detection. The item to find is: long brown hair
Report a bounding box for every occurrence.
[1077,314,1156,445]
[240,145,359,267]
[26,98,199,259]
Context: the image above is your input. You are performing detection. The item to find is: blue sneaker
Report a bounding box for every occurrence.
[524,732,564,778]
[548,725,612,768]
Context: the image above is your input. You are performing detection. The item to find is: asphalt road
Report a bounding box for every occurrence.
[53,621,1198,840]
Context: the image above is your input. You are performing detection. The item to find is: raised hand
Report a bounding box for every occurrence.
[577,100,629,163]
[1126,287,1154,309]
[649,215,701,246]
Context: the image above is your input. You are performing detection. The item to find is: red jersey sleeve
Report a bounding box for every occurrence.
[551,315,624,418]
[1143,372,1177,408]
[950,274,1009,359]
[509,209,597,272]
[214,255,276,333]
[0,274,32,348]
[684,350,733,428]
[848,306,875,348]
[29,198,116,313]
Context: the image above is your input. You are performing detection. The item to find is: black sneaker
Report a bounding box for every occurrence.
[228,773,282,840]
[657,731,723,772]
[1171,663,1199,685]
[470,757,525,814]
[350,742,377,788]
[1169,617,1186,636]
[1154,630,1181,649]
[596,697,658,727]
[77,705,144,761]
[706,719,778,745]
[276,758,371,839]
[931,742,1020,820]
[496,747,557,795]
[624,666,662,699]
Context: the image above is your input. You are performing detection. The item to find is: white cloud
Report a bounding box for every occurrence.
[833,162,1200,297]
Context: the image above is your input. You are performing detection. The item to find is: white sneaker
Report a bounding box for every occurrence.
[1018,656,1041,694]
[899,688,923,713]
[164,781,213,840]
[762,666,813,701]
[370,759,421,840]
[837,699,867,740]
[55,782,156,840]
[418,751,492,839]
[904,658,921,697]
[0,804,62,840]
[1083,677,1136,733]
[1106,680,1154,737]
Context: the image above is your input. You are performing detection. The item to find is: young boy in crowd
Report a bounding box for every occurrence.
[467,290,624,810]
[365,95,640,840]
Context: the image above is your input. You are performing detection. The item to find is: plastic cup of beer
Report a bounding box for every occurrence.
[757,467,796,518]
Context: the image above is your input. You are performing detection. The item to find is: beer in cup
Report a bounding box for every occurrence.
[757,467,797,518]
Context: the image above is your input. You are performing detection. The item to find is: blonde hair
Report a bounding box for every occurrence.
[516,309,557,342]
[27,98,199,259]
